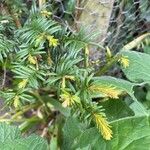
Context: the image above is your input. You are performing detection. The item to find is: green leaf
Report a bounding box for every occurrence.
[101,99,134,121]
[17,17,61,45]
[91,76,135,97]
[0,35,14,62]
[12,65,45,88]
[49,136,58,150]
[62,117,84,150]
[120,50,150,115]
[63,116,150,150]
[47,97,70,117]
[105,116,150,150]
[0,123,21,141]
[0,123,48,150]
[143,46,150,55]
[91,76,147,115]
[121,50,150,84]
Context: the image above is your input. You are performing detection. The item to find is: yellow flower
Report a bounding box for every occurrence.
[60,91,80,108]
[93,113,112,140]
[18,79,28,89]
[47,35,59,47]
[118,55,130,68]
[89,84,123,99]
[28,54,37,65]
[41,10,52,17]
[13,95,20,108]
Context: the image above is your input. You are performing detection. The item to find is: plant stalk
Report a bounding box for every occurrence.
[96,54,120,76]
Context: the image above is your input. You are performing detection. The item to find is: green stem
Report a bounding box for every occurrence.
[0,104,40,122]
[0,116,41,123]
[0,118,25,122]
[12,103,39,119]
[0,113,9,120]
[32,90,51,115]
[96,54,120,76]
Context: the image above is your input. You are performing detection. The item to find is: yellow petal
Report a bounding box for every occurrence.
[47,35,59,47]
[118,56,130,68]
[60,91,79,107]
[41,10,52,17]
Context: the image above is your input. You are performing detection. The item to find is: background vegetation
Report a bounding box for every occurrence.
[0,0,150,149]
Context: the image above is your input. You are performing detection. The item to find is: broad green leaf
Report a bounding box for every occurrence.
[0,123,21,142]
[62,117,85,150]
[119,50,150,115]
[63,116,150,150]
[49,136,58,150]
[100,115,150,150]
[91,76,147,115]
[101,99,134,121]
[91,76,135,96]
[0,123,48,150]
[121,50,150,84]
[143,46,150,55]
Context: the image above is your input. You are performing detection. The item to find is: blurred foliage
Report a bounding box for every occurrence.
[106,0,150,52]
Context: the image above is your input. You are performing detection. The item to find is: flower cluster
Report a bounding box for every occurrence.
[93,113,112,140]
[90,84,123,99]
